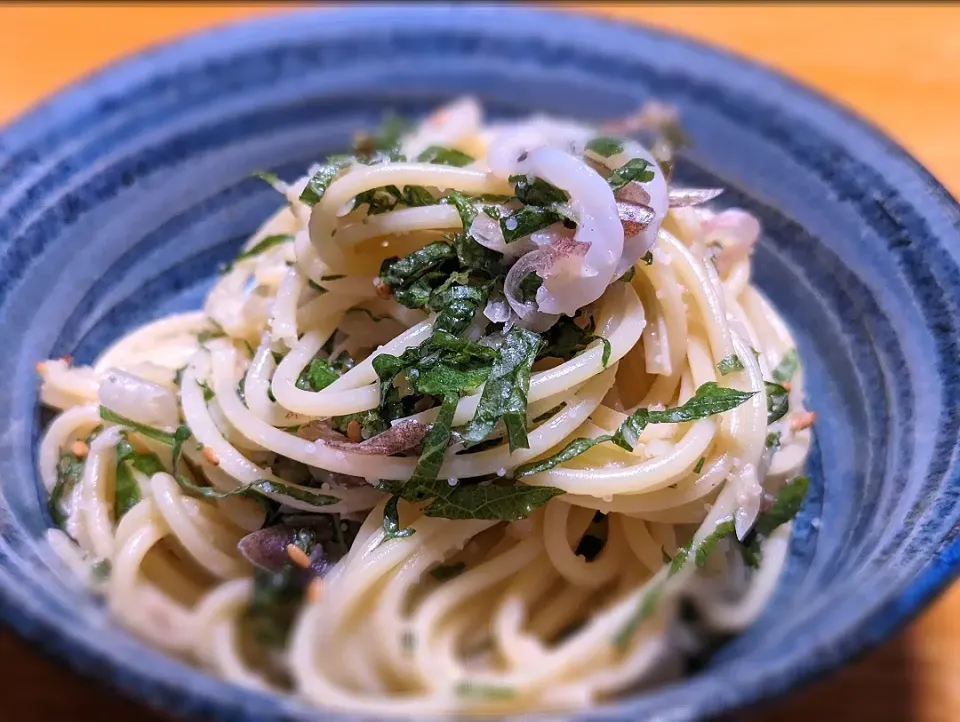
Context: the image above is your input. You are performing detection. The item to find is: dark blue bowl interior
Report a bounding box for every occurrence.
[1,6,959,721]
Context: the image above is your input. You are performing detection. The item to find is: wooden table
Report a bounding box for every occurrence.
[1,4,957,721]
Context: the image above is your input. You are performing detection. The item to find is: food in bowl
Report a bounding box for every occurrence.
[36,98,811,714]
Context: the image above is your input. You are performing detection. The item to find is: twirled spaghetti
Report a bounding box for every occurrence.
[36,98,812,715]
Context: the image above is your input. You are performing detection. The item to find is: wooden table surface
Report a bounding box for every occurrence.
[1,4,958,721]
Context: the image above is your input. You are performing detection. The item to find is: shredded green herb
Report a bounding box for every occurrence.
[717,354,744,376]
[252,170,282,190]
[612,382,756,451]
[223,234,293,272]
[381,494,416,541]
[509,174,568,206]
[417,146,475,167]
[586,136,625,157]
[197,320,227,344]
[516,273,542,304]
[425,482,565,521]
[99,407,177,445]
[454,681,516,700]
[606,157,656,192]
[615,476,808,648]
[765,381,790,424]
[91,559,112,581]
[772,348,800,384]
[500,205,562,243]
[515,382,754,478]
[742,476,810,566]
[296,358,341,392]
[461,326,543,451]
[300,159,351,206]
[49,451,84,531]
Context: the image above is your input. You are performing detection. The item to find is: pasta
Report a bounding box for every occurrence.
[36,98,812,715]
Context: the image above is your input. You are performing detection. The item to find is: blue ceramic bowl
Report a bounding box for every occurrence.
[1,5,959,721]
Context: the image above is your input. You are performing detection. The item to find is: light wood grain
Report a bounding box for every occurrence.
[0,5,956,721]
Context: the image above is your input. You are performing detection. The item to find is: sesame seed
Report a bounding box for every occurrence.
[790,411,816,432]
[70,440,89,458]
[346,420,362,443]
[286,543,311,569]
[201,447,220,466]
[306,576,323,603]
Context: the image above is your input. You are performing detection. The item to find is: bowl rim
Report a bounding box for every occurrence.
[2,4,959,720]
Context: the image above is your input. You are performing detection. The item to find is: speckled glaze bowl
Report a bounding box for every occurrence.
[1,5,958,721]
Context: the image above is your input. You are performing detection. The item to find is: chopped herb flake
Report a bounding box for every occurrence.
[424,482,564,521]
[586,136,625,157]
[765,381,790,424]
[613,382,755,451]
[517,382,754,477]
[382,494,416,541]
[461,326,543,451]
[509,174,568,206]
[300,159,350,206]
[99,407,177,446]
[717,354,744,376]
[49,451,84,531]
[607,157,655,192]
[417,146,475,167]
[224,234,293,272]
[296,358,341,392]
[772,349,800,384]
[91,559,112,581]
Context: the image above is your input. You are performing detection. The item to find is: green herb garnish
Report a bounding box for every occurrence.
[742,476,809,566]
[606,157,656,192]
[615,476,808,647]
[99,407,177,445]
[417,146,475,167]
[91,559,112,581]
[586,136,625,157]
[612,382,756,451]
[509,174,568,206]
[765,381,790,424]
[772,349,799,384]
[197,320,227,344]
[461,326,543,451]
[300,159,351,206]
[223,234,293,272]
[516,273,542,304]
[296,358,341,392]
[717,354,744,376]
[49,451,84,531]
[425,482,564,521]
[515,382,754,478]
[382,494,416,541]
[500,205,561,243]
[454,681,516,700]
